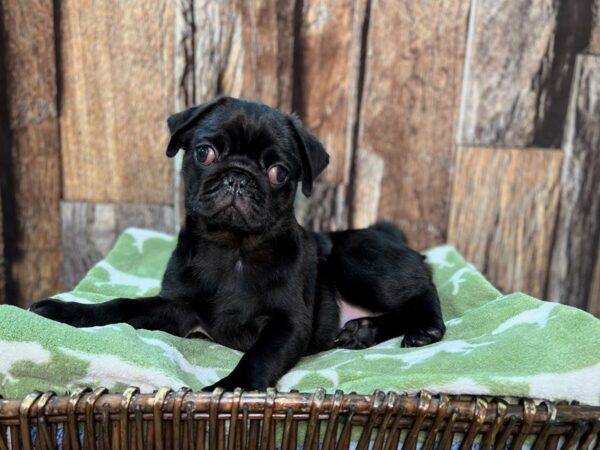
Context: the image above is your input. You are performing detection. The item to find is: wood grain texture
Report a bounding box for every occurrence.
[61,201,175,289]
[0,0,63,306]
[294,183,348,231]
[351,148,384,229]
[183,0,295,110]
[448,147,562,299]
[357,0,469,249]
[173,0,197,110]
[591,0,600,52]
[181,0,237,105]
[7,123,63,306]
[237,0,295,109]
[0,195,4,304]
[458,0,595,147]
[59,0,175,204]
[591,246,600,317]
[296,0,355,183]
[295,0,367,231]
[547,55,600,311]
[459,0,556,145]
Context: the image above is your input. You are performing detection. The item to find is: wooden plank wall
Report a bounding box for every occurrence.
[593,246,600,317]
[294,0,361,231]
[0,9,6,305]
[176,0,295,113]
[0,0,599,315]
[57,0,178,289]
[59,0,175,204]
[453,0,597,308]
[547,55,600,310]
[0,0,63,306]
[448,148,563,298]
[587,0,600,315]
[457,0,592,148]
[357,0,470,249]
[0,196,4,304]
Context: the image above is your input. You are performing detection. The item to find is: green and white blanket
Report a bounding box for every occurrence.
[1,228,599,404]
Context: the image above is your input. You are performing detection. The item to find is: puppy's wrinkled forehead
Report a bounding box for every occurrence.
[193,102,298,163]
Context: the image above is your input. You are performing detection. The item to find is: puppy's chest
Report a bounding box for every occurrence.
[196,248,257,275]
[202,298,267,351]
[191,258,294,350]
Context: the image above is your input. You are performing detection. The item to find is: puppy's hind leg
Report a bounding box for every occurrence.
[330,223,446,349]
[378,287,445,348]
[335,288,445,348]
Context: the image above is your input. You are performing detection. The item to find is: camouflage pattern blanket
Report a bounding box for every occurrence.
[1,228,599,405]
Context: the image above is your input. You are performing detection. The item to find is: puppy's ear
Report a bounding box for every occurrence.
[166,97,230,157]
[288,115,329,197]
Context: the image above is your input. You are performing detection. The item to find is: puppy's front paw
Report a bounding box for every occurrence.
[334,318,378,349]
[401,325,445,348]
[202,374,268,392]
[30,299,66,318]
[29,299,83,326]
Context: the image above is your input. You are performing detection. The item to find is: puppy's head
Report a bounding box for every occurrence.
[166,97,329,233]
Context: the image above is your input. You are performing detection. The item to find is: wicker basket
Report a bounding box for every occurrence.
[1,388,599,450]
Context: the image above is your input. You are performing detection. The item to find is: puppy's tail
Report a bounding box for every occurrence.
[369,221,408,245]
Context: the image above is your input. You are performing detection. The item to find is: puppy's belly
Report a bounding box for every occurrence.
[185,325,212,340]
[337,299,380,328]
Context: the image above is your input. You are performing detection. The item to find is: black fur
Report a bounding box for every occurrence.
[30,97,445,391]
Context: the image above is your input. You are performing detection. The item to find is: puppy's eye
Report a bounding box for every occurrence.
[268,165,289,185]
[194,145,217,165]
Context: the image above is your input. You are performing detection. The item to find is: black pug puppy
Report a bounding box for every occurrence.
[30,97,445,391]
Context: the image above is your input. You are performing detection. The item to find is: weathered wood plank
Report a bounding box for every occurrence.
[0,0,63,306]
[357,0,469,248]
[591,247,600,317]
[59,0,175,204]
[547,55,600,311]
[295,0,368,231]
[580,0,599,314]
[458,0,595,147]
[0,194,4,304]
[181,0,295,110]
[173,0,196,110]
[61,201,176,289]
[296,0,355,183]
[188,0,239,103]
[448,147,563,299]
[351,148,384,229]
[237,0,295,109]
[8,123,63,306]
[294,183,347,232]
[591,0,600,52]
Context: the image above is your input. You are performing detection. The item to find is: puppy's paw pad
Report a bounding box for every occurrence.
[423,325,445,341]
[203,375,266,392]
[334,318,377,350]
[401,326,444,348]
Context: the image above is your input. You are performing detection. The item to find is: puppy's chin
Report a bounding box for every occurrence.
[205,203,268,233]
[184,193,269,234]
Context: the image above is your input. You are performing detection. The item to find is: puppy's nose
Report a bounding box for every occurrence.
[223,170,249,194]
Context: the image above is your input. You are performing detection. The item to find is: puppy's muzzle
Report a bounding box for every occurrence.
[223,170,250,196]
